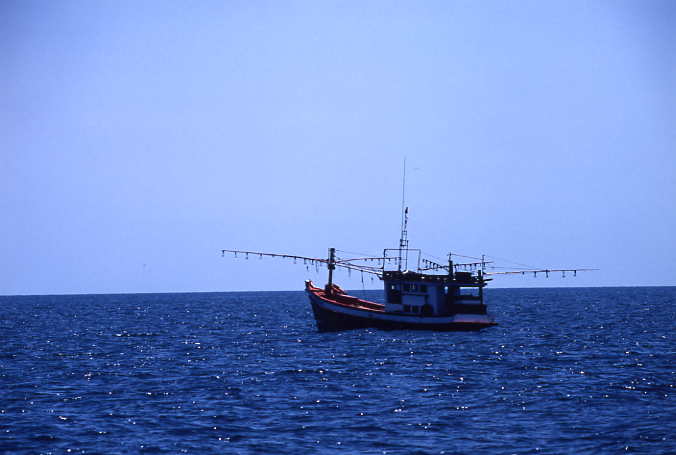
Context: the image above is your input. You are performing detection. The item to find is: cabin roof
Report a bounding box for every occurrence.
[381,270,483,286]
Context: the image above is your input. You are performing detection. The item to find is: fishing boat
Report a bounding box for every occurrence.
[222,163,594,331]
[304,249,495,331]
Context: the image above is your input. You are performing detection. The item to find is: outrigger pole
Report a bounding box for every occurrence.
[485,268,598,278]
[220,249,596,280]
[220,249,385,277]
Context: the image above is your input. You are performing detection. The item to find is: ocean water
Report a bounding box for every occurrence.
[1,287,674,454]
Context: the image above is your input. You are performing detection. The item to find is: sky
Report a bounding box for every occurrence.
[2,0,675,295]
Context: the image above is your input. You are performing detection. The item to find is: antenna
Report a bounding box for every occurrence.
[398,158,409,271]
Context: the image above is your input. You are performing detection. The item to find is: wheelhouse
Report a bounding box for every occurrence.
[382,269,488,316]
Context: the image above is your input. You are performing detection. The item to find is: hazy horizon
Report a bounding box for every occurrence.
[5,284,676,299]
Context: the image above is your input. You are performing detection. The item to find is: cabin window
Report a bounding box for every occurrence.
[420,284,427,293]
[460,287,480,297]
[412,306,419,313]
[403,305,410,312]
[403,283,421,292]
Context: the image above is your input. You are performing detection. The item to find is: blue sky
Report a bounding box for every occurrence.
[2,0,675,295]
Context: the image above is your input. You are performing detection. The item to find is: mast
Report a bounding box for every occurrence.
[327,247,336,293]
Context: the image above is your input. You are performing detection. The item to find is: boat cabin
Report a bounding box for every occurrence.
[381,270,487,316]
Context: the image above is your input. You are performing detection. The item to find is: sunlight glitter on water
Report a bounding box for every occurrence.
[0,288,674,454]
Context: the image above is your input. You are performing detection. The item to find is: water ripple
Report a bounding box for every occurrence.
[1,288,675,454]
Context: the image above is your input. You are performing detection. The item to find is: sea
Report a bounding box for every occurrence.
[1,287,674,455]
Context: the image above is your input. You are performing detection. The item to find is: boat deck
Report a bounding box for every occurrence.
[306,282,385,312]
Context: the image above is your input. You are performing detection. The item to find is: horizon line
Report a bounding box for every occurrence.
[2,284,675,298]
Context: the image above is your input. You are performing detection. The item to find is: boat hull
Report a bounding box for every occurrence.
[306,285,496,332]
